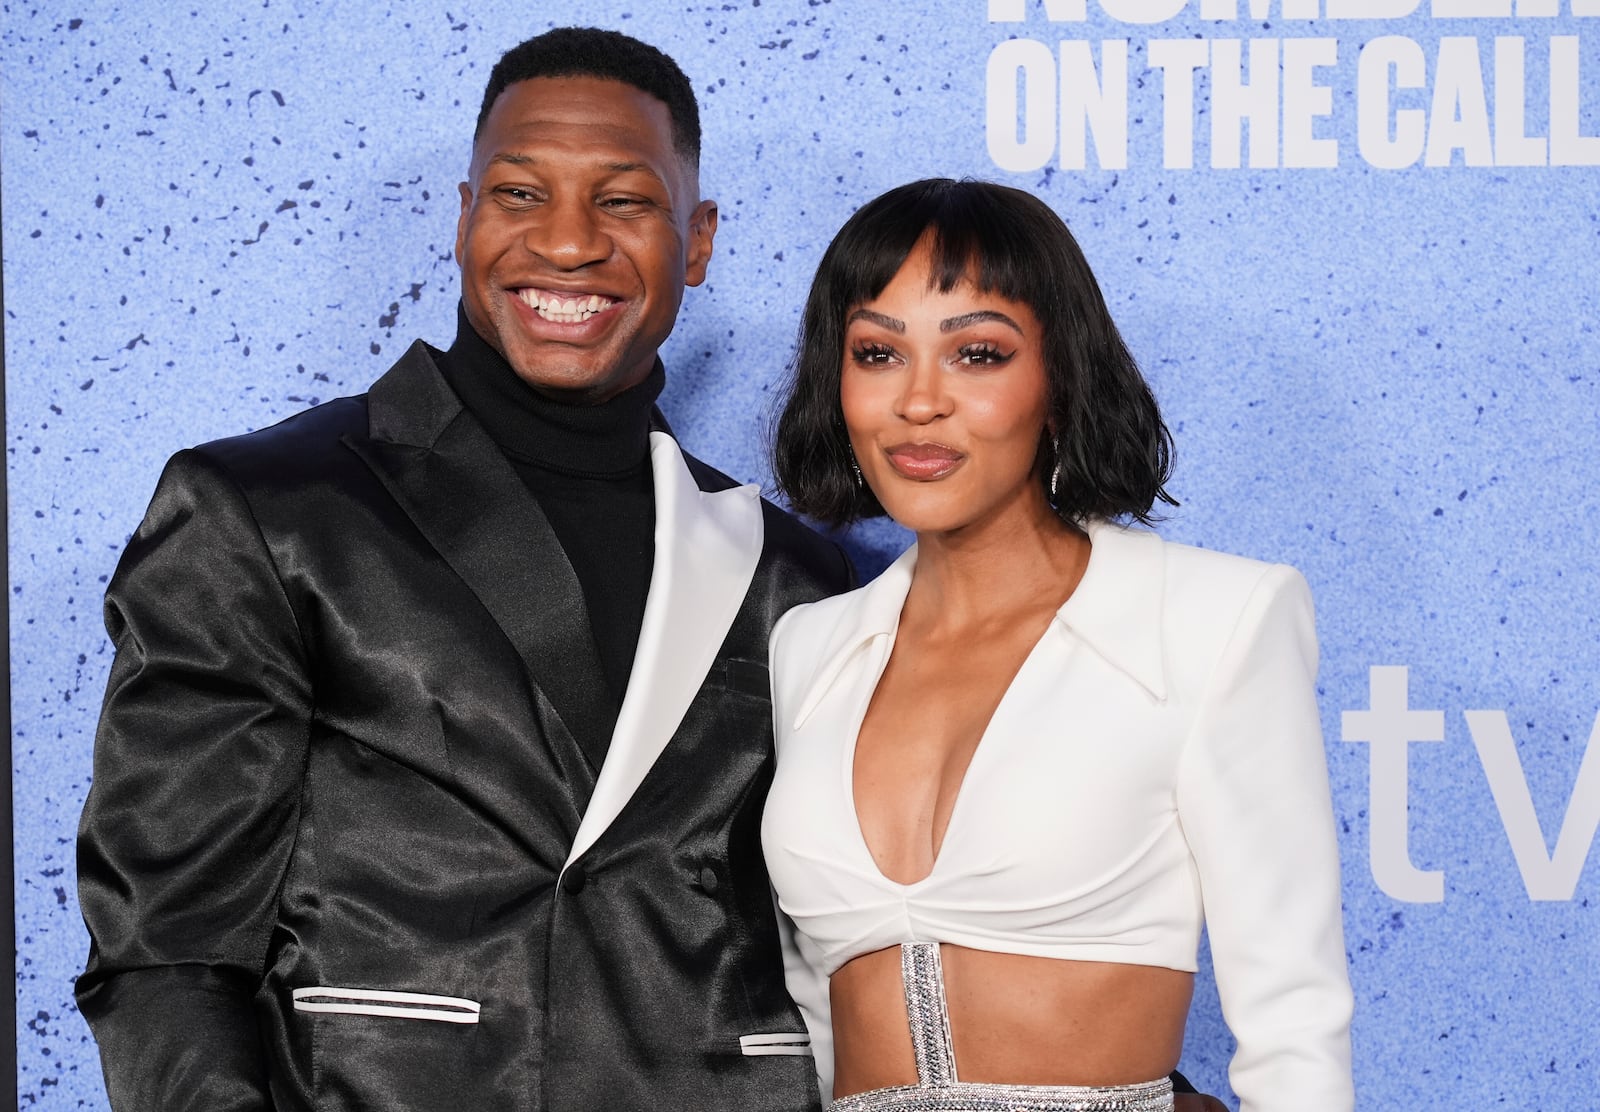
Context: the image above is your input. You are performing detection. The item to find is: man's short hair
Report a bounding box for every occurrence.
[476,27,702,168]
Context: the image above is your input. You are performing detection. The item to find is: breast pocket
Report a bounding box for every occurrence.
[708,657,776,755]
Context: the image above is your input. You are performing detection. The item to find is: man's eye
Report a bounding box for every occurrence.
[958,343,1012,366]
[496,186,537,203]
[849,343,897,366]
[601,196,649,210]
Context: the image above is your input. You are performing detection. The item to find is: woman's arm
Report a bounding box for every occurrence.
[1175,564,1355,1112]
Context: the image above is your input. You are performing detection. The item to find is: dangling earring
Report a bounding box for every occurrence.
[1049,436,1061,502]
[849,449,864,489]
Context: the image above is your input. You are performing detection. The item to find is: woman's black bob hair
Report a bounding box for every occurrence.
[772,178,1176,528]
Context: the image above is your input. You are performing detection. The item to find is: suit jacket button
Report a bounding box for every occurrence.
[699,865,720,893]
[561,867,587,894]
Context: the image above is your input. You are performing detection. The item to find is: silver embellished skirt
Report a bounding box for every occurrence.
[829,943,1173,1112]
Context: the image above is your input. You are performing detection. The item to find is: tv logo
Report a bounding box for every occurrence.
[1342,666,1600,902]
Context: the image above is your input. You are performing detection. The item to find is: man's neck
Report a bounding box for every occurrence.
[438,306,664,476]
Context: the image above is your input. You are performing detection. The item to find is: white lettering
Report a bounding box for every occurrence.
[1342,666,1445,903]
[1198,0,1318,17]
[1429,0,1574,10]
[1494,37,1548,165]
[1433,0,1511,16]
[987,39,1059,171]
[1358,36,1427,168]
[1550,35,1600,164]
[1148,38,1210,168]
[1426,37,1494,166]
[1283,37,1340,167]
[1212,38,1281,168]
[1465,710,1600,901]
[988,0,1089,20]
[1100,0,1190,24]
[1059,40,1129,169]
[1328,0,1422,16]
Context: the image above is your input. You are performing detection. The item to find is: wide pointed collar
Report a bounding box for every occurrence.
[1055,518,1168,702]
[791,518,1167,729]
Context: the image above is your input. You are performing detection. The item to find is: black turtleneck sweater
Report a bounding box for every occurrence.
[435,307,658,746]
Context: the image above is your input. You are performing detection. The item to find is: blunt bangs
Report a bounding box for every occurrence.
[823,181,1062,326]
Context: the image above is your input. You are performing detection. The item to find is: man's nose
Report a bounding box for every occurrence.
[522,195,611,269]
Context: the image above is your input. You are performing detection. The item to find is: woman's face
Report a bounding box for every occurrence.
[840,238,1052,537]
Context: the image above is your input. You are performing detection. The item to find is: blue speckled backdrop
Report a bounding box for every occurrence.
[4,2,1597,1107]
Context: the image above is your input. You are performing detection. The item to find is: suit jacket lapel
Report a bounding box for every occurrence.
[344,343,614,778]
[563,431,765,868]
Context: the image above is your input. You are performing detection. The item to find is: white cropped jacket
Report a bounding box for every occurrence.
[763,520,1355,1110]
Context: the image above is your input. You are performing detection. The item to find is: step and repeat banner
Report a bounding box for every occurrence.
[4,2,1596,1107]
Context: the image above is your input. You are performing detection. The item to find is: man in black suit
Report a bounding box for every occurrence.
[77,26,1223,1112]
[77,27,850,1111]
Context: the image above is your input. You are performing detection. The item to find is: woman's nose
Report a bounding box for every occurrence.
[894,359,951,424]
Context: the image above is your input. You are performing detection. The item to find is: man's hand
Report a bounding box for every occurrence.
[1173,1095,1229,1112]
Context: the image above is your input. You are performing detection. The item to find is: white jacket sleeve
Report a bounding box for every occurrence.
[775,896,835,1103]
[767,605,837,1102]
[1175,564,1355,1111]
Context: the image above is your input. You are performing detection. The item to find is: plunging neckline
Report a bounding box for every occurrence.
[843,606,1061,890]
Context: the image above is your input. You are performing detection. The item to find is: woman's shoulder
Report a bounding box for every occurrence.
[1164,541,1312,632]
[1091,519,1309,610]
[1083,522,1315,693]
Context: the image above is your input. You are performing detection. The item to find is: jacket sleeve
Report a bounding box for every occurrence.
[774,898,835,1100]
[1174,564,1355,1112]
[76,448,314,1112]
[765,604,838,1100]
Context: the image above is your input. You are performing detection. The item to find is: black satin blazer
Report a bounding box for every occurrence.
[76,343,854,1111]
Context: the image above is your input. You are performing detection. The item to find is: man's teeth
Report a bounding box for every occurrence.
[520,290,615,322]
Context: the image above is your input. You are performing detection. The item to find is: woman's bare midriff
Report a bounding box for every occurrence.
[828,945,1193,1099]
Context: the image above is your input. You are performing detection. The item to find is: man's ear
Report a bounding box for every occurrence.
[684,199,719,287]
[454,181,473,264]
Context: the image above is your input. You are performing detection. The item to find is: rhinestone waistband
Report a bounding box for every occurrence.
[829,943,1174,1112]
[830,1080,1174,1112]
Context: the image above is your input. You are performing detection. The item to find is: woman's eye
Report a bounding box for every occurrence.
[850,343,897,366]
[957,343,1012,366]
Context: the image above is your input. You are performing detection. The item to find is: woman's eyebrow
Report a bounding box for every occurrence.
[941,310,1023,335]
[847,309,905,333]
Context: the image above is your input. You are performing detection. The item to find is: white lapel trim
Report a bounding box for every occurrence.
[562,432,765,868]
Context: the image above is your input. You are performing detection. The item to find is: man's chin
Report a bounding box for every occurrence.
[502,351,639,405]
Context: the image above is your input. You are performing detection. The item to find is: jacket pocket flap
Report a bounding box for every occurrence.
[292,986,480,1024]
[739,1031,812,1056]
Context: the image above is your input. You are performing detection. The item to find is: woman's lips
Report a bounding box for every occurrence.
[884,442,965,480]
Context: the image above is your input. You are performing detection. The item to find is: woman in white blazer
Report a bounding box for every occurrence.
[762,179,1354,1112]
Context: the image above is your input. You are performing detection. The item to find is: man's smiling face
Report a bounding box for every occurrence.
[455,75,717,403]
